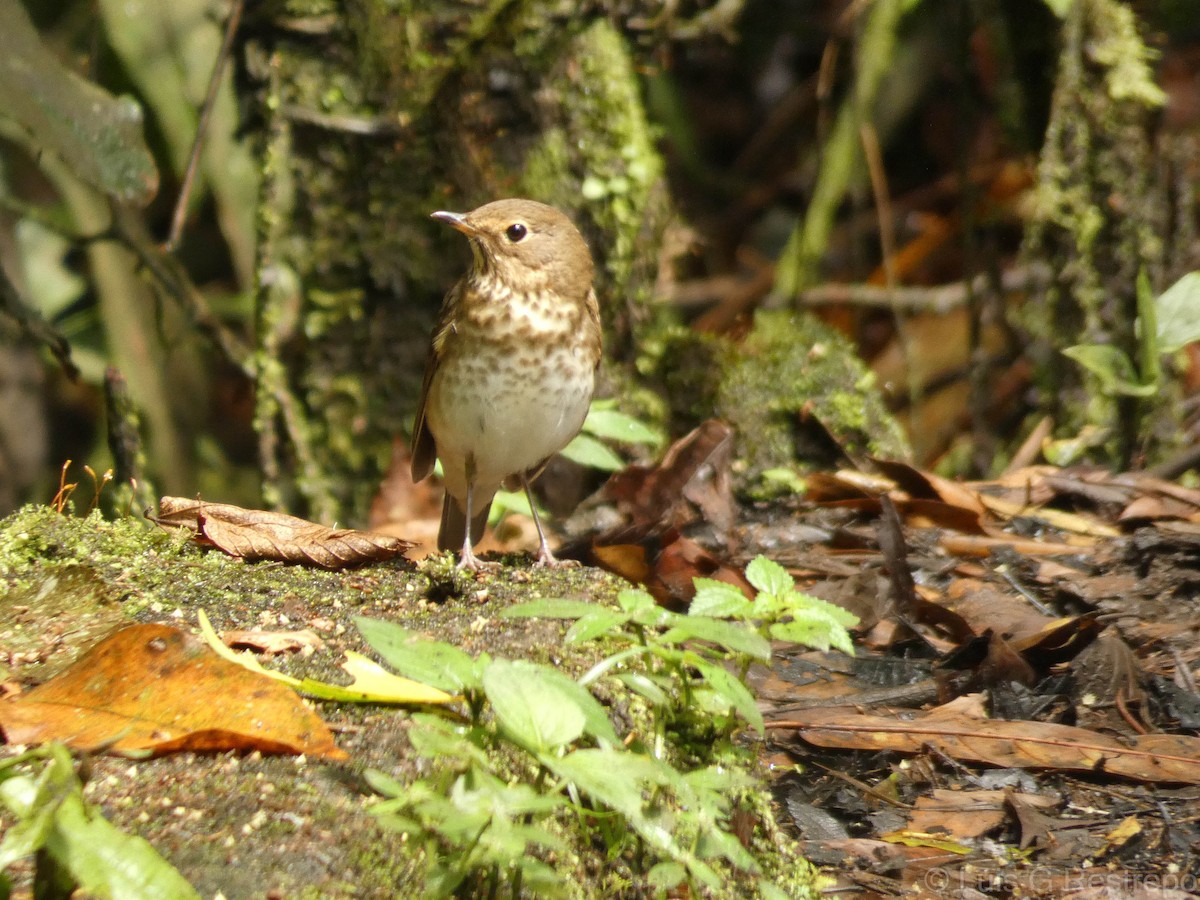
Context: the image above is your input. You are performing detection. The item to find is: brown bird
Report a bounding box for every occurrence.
[411,199,602,570]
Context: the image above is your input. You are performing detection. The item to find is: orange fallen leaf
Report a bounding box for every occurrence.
[153,497,414,569]
[0,624,347,760]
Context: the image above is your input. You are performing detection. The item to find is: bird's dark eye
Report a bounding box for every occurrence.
[505,223,527,242]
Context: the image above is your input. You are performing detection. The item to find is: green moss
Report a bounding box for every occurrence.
[645,325,731,434]
[547,20,666,309]
[1,505,833,896]
[1020,0,1178,466]
[716,310,909,476]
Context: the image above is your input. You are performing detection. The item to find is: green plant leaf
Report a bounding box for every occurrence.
[1136,268,1162,389]
[613,671,670,706]
[355,617,482,693]
[582,405,663,446]
[647,861,687,889]
[544,749,721,889]
[490,487,532,520]
[617,589,657,613]
[482,659,588,752]
[745,556,794,596]
[688,657,764,734]
[565,607,632,643]
[403,714,491,767]
[0,772,58,868]
[527,666,620,747]
[697,825,760,870]
[660,616,772,660]
[1061,345,1156,397]
[689,578,753,618]
[0,745,198,899]
[781,593,860,629]
[560,432,626,471]
[362,768,409,800]
[501,599,598,619]
[1156,271,1200,355]
[770,615,855,654]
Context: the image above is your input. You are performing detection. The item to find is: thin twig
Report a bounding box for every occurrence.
[792,264,1050,313]
[0,262,80,379]
[165,0,246,251]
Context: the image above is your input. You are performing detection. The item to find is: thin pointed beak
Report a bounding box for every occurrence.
[431,210,475,235]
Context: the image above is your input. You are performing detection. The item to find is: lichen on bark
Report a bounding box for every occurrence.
[250,3,682,524]
[1020,0,1186,466]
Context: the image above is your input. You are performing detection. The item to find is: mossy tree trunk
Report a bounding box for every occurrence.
[248,2,680,524]
[1021,0,1199,468]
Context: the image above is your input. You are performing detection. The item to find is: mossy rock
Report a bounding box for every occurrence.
[716,310,909,477]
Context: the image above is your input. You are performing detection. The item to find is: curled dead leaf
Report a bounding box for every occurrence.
[153,497,414,569]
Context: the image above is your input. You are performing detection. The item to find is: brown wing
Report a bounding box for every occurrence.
[410,281,464,482]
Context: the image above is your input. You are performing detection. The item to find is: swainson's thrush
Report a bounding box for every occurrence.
[411,199,601,570]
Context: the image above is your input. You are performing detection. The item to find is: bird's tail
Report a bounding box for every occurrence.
[438,494,491,552]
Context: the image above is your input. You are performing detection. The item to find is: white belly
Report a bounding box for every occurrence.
[426,345,593,505]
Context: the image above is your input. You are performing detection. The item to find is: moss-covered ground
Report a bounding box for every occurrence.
[0,504,826,898]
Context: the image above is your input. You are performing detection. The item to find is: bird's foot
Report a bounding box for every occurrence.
[456,545,500,573]
[533,544,579,568]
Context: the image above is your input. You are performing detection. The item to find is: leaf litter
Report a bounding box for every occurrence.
[568,425,1200,895]
[7,448,1200,894]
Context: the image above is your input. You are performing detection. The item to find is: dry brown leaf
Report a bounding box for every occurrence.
[589,525,751,609]
[605,420,735,533]
[772,705,1200,784]
[154,497,413,569]
[872,458,988,519]
[979,493,1119,538]
[906,789,1057,842]
[221,629,324,656]
[938,533,1094,557]
[0,623,347,760]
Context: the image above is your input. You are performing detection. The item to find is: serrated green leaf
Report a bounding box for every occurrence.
[362,768,408,799]
[697,825,760,870]
[582,407,663,446]
[0,773,58,867]
[617,589,657,613]
[516,665,619,747]
[1156,271,1200,355]
[355,617,481,693]
[560,432,626,471]
[51,792,199,899]
[0,749,199,900]
[660,616,772,660]
[745,556,794,596]
[482,659,587,752]
[544,749,722,889]
[689,578,753,618]
[770,615,855,655]
[784,592,860,629]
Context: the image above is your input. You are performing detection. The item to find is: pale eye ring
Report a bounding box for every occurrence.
[505,223,527,242]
